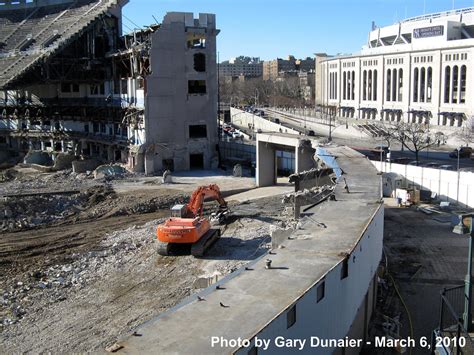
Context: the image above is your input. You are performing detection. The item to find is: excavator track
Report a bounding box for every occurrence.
[191,228,220,257]
[157,241,191,256]
[156,241,172,256]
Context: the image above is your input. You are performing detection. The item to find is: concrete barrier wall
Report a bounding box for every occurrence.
[372,161,474,207]
[230,108,300,135]
[237,205,384,355]
[72,159,100,174]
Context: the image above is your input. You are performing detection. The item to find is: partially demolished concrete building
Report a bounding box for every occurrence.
[0,0,219,173]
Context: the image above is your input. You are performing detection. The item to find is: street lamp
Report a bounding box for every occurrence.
[457,147,461,203]
[453,215,474,332]
[328,107,333,142]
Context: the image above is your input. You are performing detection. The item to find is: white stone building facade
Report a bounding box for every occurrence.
[318,7,474,127]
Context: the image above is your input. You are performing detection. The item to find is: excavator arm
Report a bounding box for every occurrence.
[184,184,227,218]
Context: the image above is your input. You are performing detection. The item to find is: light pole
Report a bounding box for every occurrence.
[453,216,474,332]
[328,107,333,142]
[457,146,461,203]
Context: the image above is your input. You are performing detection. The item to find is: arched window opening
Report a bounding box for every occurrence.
[444,66,451,103]
[413,68,419,102]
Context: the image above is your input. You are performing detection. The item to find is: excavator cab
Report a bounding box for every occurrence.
[170,204,187,218]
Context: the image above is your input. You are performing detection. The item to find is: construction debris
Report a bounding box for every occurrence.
[94,165,129,180]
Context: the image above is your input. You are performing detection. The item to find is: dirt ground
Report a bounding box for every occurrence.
[0,168,288,353]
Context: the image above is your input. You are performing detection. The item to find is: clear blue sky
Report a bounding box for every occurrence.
[123,0,474,61]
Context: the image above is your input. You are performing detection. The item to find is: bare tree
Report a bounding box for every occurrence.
[219,75,305,108]
[379,121,439,162]
[456,116,474,147]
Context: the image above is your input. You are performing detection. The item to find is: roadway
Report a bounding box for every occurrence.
[258,108,474,170]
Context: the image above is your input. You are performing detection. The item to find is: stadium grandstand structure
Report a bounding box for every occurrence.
[0,0,125,89]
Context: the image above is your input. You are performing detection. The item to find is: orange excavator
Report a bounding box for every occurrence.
[156,184,228,257]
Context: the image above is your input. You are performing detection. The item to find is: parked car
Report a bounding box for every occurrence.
[307,130,315,136]
[408,160,421,166]
[449,147,473,158]
[439,164,455,170]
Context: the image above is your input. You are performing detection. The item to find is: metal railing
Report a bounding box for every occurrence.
[433,286,474,354]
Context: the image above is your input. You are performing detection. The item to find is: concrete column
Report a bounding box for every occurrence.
[107,146,114,161]
[256,140,276,187]
[40,141,45,151]
[72,141,78,156]
[61,140,66,153]
[295,146,315,174]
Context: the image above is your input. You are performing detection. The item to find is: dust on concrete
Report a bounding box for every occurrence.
[0,168,288,353]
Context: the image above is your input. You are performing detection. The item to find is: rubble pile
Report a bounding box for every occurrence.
[0,193,86,232]
[0,186,116,232]
[0,168,99,195]
[282,184,335,204]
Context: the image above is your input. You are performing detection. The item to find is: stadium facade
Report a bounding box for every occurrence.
[317,7,474,128]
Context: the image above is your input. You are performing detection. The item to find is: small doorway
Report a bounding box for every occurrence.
[189,153,204,169]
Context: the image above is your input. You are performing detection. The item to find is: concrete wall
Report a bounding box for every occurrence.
[372,161,474,207]
[72,159,100,174]
[236,205,384,355]
[256,140,276,186]
[144,13,219,173]
[256,134,317,187]
[231,108,300,135]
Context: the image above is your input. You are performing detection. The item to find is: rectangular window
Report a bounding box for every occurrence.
[188,80,207,94]
[317,281,325,303]
[189,124,207,138]
[287,305,296,329]
[72,84,79,93]
[84,124,89,133]
[187,33,206,49]
[90,83,105,96]
[114,79,121,95]
[61,83,71,93]
[341,257,349,279]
